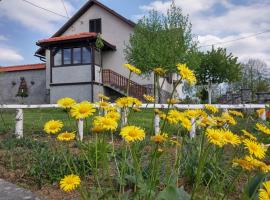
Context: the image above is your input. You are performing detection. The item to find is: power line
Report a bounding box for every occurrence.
[21,0,69,19]
[198,30,270,48]
[61,0,70,18]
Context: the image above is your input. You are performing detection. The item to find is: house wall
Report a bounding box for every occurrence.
[62,4,153,86]
[50,84,92,103]
[0,70,48,104]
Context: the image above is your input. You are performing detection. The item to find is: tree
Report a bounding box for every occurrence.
[125,3,198,75]
[230,59,270,100]
[195,47,241,103]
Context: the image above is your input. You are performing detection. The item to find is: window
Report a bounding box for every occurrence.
[73,48,81,64]
[82,47,91,64]
[53,49,62,66]
[63,48,71,65]
[53,47,92,66]
[89,18,101,33]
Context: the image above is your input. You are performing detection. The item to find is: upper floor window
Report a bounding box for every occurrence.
[89,18,101,33]
[52,47,91,67]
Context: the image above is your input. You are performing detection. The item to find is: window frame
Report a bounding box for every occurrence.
[52,46,92,67]
[89,18,102,34]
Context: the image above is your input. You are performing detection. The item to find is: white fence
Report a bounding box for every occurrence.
[0,104,267,140]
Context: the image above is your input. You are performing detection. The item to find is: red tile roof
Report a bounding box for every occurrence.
[0,63,45,72]
[37,32,97,44]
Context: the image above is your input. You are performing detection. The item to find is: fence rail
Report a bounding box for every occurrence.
[0,104,267,140]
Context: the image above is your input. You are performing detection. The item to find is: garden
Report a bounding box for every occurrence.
[0,63,270,200]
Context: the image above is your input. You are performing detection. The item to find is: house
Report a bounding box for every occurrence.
[0,0,182,104]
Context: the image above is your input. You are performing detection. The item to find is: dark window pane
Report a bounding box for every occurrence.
[82,47,91,64]
[54,49,62,66]
[63,48,71,65]
[73,48,81,64]
[89,19,101,33]
[95,49,101,66]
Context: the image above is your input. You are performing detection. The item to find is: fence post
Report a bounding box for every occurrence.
[15,108,23,139]
[77,118,84,141]
[154,113,160,134]
[120,108,128,128]
[190,118,196,138]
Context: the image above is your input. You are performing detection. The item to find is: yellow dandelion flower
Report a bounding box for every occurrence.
[232,157,255,171]
[228,110,243,118]
[180,117,192,131]
[57,131,76,141]
[93,116,118,131]
[167,109,183,124]
[259,180,270,200]
[123,63,141,75]
[176,63,196,85]
[256,123,270,135]
[57,97,76,109]
[116,97,142,108]
[70,101,96,119]
[91,125,104,133]
[212,116,226,127]
[151,133,168,143]
[206,128,225,147]
[241,130,257,141]
[106,111,120,121]
[96,101,110,109]
[120,126,145,143]
[98,93,110,101]
[185,109,206,119]
[44,120,63,134]
[167,98,180,104]
[257,108,265,117]
[204,104,219,113]
[223,130,241,146]
[60,174,81,192]
[221,112,237,125]
[197,117,216,128]
[143,94,155,103]
[105,106,117,112]
[243,139,267,159]
[153,67,166,76]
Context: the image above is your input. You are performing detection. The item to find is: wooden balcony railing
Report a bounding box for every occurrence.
[102,69,149,99]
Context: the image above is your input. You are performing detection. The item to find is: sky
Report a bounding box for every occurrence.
[0,0,269,67]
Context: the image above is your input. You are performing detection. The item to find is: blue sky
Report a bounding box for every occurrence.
[0,0,269,66]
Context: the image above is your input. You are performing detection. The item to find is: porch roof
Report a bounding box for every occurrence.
[36,32,116,51]
[0,63,45,72]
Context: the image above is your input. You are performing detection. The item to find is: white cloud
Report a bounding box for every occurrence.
[138,0,270,66]
[0,0,75,34]
[0,47,24,62]
[0,35,8,41]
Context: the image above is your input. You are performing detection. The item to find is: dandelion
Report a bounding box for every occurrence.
[204,104,219,113]
[151,133,168,144]
[120,126,145,143]
[143,94,155,103]
[60,174,81,192]
[167,109,183,124]
[91,125,104,133]
[256,123,270,135]
[221,112,237,125]
[185,109,206,119]
[197,117,216,127]
[259,180,270,200]
[167,98,180,104]
[98,93,110,101]
[243,139,267,159]
[123,63,141,75]
[223,130,241,146]
[256,108,265,117]
[116,97,142,108]
[241,130,257,141]
[153,67,166,76]
[57,97,76,109]
[57,131,76,141]
[106,111,120,121]
[96,101,110,109]
[70,101,96,119]
[228,110,243,118]
[44,120,63,134]
[232,157,255,171]
[176,63,196,85]
[180,117,192,131]
[93,116,118,131]
[206,128,225,147]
